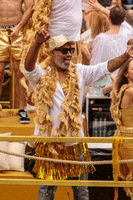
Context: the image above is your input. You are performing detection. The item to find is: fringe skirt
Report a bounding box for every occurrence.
[32,142,93,180]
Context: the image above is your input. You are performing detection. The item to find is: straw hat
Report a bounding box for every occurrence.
[49,34,75,51]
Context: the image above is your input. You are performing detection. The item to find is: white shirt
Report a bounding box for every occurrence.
[89,21,133,95]
[82,0,90,10]
[90,22,133,65]
[49,0,82,41]
[81,28,92,44]
[24,61,109,146]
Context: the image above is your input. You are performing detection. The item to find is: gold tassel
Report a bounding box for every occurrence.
[112,136,124,200]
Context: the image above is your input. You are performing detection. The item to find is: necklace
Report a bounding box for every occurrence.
[60,83,68,88]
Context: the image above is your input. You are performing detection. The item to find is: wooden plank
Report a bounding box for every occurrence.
[0,171,34,179]
[0,179,133,187]
[0,136,133,144]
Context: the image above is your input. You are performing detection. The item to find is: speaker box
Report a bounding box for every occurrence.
[88,149,130,200]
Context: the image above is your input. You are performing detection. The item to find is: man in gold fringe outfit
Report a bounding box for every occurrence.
[0,0,33,123]
[24,29,133,199]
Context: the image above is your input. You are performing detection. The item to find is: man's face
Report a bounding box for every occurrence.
[53,43,75,70]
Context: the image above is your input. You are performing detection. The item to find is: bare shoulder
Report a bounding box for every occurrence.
[125,87,133,97]
[124,87,133,102]
[121,86,133,108]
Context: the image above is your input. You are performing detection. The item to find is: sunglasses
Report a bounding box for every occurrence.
[54,48,75,55]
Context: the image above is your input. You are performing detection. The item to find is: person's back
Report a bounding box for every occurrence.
[91,21,133,64]
[49,0,82,41]
[90,5,132,64]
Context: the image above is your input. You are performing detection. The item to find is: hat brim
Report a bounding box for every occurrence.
[56,40,75,49]
[49,34,75,51]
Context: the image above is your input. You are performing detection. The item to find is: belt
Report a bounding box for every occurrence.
[0,24,17,29]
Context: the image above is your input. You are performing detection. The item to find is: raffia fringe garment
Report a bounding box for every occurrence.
[111,84,133,198]
[33,142,92,180]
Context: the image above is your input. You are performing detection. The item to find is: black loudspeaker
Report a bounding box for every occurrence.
[88,149,130,200]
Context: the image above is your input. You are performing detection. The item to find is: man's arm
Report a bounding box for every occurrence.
[25,30,51,72]
[87,0,110,16]
[107,48,132,72]
[10,0,34,39]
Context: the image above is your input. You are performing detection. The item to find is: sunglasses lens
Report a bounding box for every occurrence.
[62,49,69,54]
[62,48,75,54]
[54,48,75,54]
[70,48,75,54]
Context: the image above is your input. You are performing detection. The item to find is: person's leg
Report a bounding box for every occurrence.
[71,173,89,200]
[13,60,25,109]
[72,186,89,200]
[13,60,30,123]
[39,186,57,200]
[0,61,6,97]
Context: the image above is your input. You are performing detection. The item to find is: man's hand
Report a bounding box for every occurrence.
[87,0,102,11]
[83,6,95,16]
[9,25,20,39]
[25,30,51,72]
[87,0,109,16]
[126,45,133,58]
[102,85,112,96]
[35,30,51,45]
[110,74,116,83]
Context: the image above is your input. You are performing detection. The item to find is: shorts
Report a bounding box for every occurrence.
[0,25,23,62]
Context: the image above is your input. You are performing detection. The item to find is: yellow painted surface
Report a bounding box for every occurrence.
[0,186,73,200]
[0,110,73,200]
[0,110,36,135]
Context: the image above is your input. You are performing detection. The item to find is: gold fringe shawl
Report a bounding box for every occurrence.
[32,60,81,137]
[112,136,124,200]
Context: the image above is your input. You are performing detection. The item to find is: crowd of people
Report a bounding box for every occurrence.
[0,0,133,199]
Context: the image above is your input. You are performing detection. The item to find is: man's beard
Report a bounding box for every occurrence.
[55,56,70,70]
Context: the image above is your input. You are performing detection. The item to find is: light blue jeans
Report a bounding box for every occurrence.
[39,174,89,200]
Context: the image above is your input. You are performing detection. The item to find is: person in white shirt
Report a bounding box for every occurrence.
[49,0,83,64]
[89,5,133,95]
[90,5,133,65]
[49,0,82,41]
[24,30,133,200]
